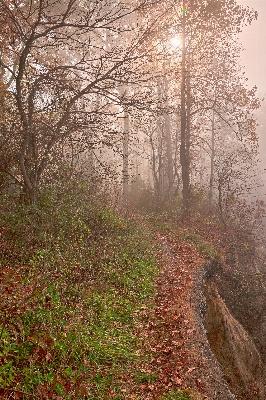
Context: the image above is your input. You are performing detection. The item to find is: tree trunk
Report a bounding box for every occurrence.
[163,75,174,197]
[122,109,129,201]
[180,11,190,214]
[209,110,215,208]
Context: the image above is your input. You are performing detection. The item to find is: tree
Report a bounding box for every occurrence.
[0,0,260,212]
[0,0,163,203]
[169,0,259,213]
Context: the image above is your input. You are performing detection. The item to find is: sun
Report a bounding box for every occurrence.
[170,36,182,48]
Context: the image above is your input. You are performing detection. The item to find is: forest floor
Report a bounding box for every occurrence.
[127,230,236,400]
[2,194,258,399]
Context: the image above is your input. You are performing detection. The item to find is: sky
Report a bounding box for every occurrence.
[237,0,266,95]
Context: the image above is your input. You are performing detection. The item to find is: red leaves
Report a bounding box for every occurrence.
[78,384,89,397]
[37,384,57,399]
[172,377,183,385]
[107,388,116,398]
[0,388,24,399]
[195,378,204,390]
[129,232,209,398]
[36,378,90,399]
[28,344,52,365]
[173,314,181,322]
[44,333,53,346]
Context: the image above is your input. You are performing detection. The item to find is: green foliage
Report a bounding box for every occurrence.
[179,230,219,261]
[135,370,158,384]
[147,211,220,262]
[0,188,158,398]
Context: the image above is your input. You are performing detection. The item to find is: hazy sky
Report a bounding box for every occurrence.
[236,1,266,184]
[237,0,266,95]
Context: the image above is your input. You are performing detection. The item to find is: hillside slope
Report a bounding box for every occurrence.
[1,190,265,399]
[144,229,265,400]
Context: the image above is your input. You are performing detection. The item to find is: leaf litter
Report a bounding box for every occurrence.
[126,231,236,400]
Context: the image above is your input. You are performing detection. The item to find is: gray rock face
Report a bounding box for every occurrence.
[205,282,265,399]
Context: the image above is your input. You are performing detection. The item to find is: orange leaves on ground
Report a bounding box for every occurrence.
[128,232,207,399]
[0,389,24,400]
[107,388,116,398]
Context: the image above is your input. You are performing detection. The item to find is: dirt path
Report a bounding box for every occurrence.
[131,232,236,399]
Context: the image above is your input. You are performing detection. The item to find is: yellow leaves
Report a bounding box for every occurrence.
[119,221,125,229]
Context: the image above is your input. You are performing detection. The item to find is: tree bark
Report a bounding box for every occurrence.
[163,75,174,197]
[123,109,129,201]
[209,110,215,208]
[180,11,190,214]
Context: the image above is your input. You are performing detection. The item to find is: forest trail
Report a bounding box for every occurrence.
[130,232,236,400]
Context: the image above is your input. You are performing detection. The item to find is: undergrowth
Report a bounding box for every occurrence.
[0,185,160,399]
[0,183,202,399]
[146,213,220,262]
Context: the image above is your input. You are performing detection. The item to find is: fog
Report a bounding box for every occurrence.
[237,0,266,205]
[238,0,266,94]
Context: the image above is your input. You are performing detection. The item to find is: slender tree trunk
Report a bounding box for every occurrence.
[118,85,129,203]
[156,81,164,204]
[30,184,37,205]
[218,178,226,228]
[186,48,191,192]
[209,110,215,208]
[122,109,129,201]
[163,75,174,197]
[180,11,190,214]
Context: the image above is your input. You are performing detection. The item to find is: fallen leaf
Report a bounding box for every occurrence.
[45,352,52,362]
[173,377,183,385]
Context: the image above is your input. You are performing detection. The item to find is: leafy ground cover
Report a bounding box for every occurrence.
[0,186,201,399]
[142,209,266,400]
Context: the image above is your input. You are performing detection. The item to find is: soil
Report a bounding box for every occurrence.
[131,232,238,399]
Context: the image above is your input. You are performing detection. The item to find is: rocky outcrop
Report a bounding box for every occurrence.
[155,234,265,399]
[205,282,265,399]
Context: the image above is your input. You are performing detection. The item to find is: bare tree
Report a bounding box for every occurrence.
[0,0,163,203]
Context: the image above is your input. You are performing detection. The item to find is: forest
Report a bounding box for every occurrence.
[0,0,266,399]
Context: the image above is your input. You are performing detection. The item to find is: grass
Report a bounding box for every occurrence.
[179,230,219,261]
[0,183,203,399]
[160,389,197,399]
[146,211,220,261]
[0,186,159,399]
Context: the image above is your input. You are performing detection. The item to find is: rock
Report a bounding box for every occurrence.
[205,282,265,399]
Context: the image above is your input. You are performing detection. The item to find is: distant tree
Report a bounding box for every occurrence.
[170,0,258,213]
